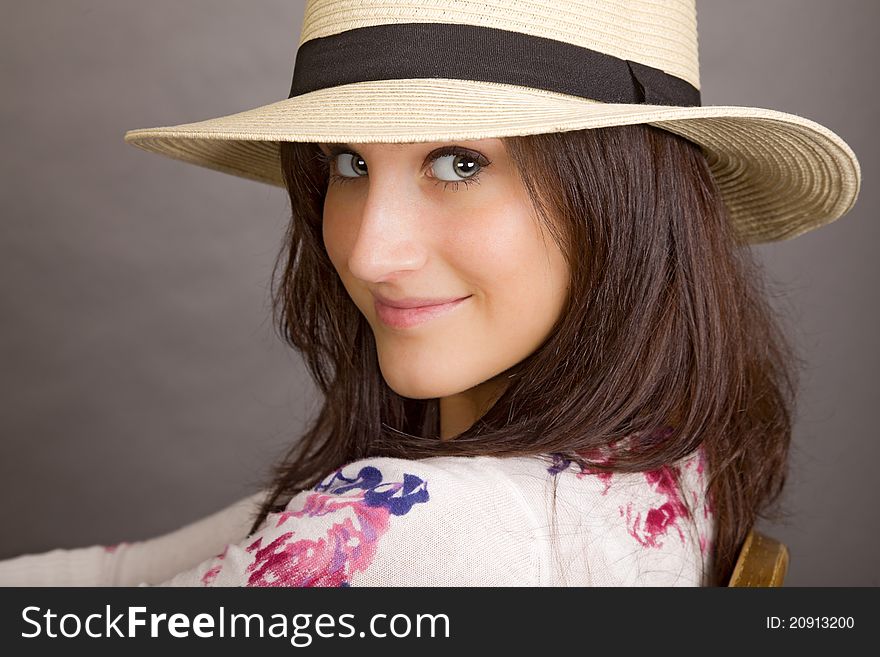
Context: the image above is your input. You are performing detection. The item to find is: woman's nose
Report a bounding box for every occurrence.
[345,178,429,284]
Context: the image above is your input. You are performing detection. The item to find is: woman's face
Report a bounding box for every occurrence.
[319,138,569,433]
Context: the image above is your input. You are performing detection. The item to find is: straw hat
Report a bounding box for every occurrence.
[124,0,861,244]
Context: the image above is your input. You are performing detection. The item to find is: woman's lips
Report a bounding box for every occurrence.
[374,296,471,329]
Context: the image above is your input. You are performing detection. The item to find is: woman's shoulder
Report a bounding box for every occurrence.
[156,454,544,587]
[327,448,715,586]
[490,444,716,586]
[304,454,545,586]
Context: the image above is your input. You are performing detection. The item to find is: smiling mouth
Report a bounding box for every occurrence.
[374,296,471,330]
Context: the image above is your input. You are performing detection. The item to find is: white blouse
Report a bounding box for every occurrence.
[0,446,714,586]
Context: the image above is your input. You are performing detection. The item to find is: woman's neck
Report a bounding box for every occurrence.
[438,375,509,441]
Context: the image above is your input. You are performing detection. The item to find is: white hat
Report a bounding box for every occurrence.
[124,0,861,244]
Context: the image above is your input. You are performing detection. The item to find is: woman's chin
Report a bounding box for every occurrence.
[381,374,452,400]
[378,362,471,400]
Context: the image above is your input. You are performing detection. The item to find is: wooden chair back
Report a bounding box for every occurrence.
[727,528,789,586]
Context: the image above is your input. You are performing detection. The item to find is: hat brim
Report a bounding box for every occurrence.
[124,78,860,244]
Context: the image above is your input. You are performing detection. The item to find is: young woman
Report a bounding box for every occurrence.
[0,0,860,587]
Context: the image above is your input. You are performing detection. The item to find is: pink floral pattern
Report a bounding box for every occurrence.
[201,545,228,585]
[199,463,429,587]
[621,462,690,548]
[548,436,714,555]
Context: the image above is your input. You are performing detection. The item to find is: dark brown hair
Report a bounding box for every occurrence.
[247,123,800,586]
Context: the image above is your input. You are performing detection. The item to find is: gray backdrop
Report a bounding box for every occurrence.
[1,1,876,585]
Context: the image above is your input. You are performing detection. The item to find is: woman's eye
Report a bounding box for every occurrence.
[335,153,368,178]
[430,153,481,182]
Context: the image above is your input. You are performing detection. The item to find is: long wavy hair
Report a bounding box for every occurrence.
[247,123,800,587]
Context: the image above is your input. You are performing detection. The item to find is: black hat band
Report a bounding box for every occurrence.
[289,22,701,107]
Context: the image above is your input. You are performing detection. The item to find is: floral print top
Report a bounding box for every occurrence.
[0,444,714,586]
